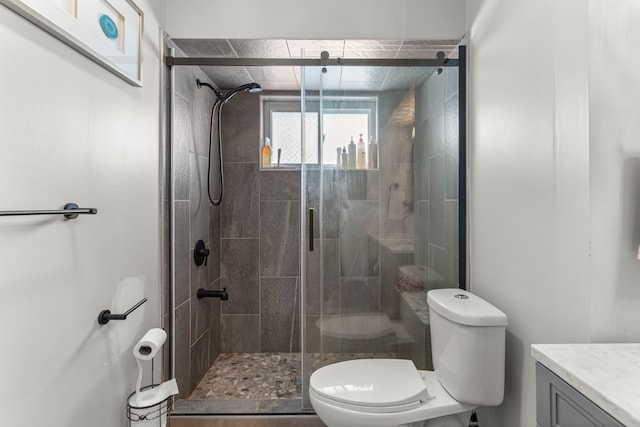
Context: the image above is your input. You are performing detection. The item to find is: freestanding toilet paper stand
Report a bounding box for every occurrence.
[126,385,172,427]
[128,328,178,427]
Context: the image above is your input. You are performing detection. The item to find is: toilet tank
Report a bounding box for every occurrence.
[427,289,508,406]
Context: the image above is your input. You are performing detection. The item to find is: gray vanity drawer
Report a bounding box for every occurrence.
[536,362,624,427]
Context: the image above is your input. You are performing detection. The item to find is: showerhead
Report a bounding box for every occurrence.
[220,82,263,103]
[196,79,262,104]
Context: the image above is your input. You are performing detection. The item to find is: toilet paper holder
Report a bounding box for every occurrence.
[98,298,148,325]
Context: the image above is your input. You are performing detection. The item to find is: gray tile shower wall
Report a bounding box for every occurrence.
[219,91,304,354]
[221,162,259,238]
[221,238,259,314]
[216,80,458,361]
[260,277,301,352]
[173,66,224,399]
[219,90,441,356]
[260,200,300,277]
[414,68,459,290]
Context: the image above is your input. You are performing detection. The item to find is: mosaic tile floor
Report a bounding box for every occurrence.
[188,352,396,401]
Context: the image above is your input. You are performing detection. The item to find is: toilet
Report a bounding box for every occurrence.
[309,288,508,427]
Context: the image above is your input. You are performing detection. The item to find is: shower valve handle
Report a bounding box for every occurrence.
[194,240,210,266]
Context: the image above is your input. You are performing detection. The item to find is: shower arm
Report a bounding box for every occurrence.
[196,79,224,101]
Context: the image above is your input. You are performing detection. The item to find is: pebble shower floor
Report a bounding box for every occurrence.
[174,352,394,414]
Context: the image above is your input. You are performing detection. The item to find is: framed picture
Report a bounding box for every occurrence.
[1,0,143,87]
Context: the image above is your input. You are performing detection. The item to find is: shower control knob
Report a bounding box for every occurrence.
[194,240,210,266]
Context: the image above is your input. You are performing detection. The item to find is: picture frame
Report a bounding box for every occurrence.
[1,0,143,87]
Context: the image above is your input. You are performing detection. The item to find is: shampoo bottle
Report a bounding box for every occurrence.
[341,147,348,169]
[368,135,378,169]
[357,134,366,169]
[347,137,356,169]
[262,137,272,168]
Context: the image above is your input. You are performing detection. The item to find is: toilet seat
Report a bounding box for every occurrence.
[310,359,431,412]
[309,361,476,427]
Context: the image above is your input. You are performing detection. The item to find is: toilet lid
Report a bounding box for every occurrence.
[310,359,429,408]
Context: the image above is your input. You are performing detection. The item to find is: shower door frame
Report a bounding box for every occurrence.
[164,48,467,414]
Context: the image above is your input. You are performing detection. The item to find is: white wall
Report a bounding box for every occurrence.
[0,2,165,426]
[166,0,465,40]
[466,0,591,425]
[589,0,640,343]
[467,0,640,425]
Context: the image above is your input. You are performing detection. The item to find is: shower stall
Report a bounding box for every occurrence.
[162,39,465,418]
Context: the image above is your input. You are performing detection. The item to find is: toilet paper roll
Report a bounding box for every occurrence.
[133,328,167,361]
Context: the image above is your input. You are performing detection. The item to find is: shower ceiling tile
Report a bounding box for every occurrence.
[400,39,461,48]
[229,39,291,58]
[302,66,342,91]
[257,81,300,91]
[396,47,459,59]
[245,66,298,84]
[339,81,383,92]
[381,67,435,91]
[341,66,390,83]
[173,39,237,57]
[396,40,460,59]
[286,39,345,59]
[343,40,402,58]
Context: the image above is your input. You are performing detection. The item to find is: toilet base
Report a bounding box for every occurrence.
[423,411,472,427]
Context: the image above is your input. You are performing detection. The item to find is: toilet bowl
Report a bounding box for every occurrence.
[309,289,508,427]
[309,359,474,427]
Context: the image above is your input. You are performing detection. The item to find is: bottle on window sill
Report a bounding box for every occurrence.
[348,136,356,169]
[262,137,272,168]
[357,133,366,169]
[368,135,378,169]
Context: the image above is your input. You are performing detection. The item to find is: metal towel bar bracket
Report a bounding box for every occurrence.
[98,298,148,325]
[0,202,98,219]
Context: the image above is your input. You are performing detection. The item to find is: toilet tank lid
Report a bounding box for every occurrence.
[427,289,508,327]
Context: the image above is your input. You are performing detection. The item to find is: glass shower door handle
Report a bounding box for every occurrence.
[308,208,314,251]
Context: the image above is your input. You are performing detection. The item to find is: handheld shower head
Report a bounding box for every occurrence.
[196,79,262,104]
[195,78,263,206]
[220,82,263,103]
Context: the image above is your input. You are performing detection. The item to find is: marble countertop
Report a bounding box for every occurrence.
[531,343,640,426]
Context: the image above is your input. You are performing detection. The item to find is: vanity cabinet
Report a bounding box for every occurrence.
[536,363,624,427]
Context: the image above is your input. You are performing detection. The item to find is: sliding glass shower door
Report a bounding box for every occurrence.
[301,62,462,409]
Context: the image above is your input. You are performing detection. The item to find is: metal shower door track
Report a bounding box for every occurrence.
[166,56,458,68]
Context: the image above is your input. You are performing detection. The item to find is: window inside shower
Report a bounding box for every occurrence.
[165,39,465,417]
[263,97,377,166]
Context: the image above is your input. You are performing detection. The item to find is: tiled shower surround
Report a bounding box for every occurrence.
[220,66,459,358]
[168,65,459,401]
[170,65,224,399]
